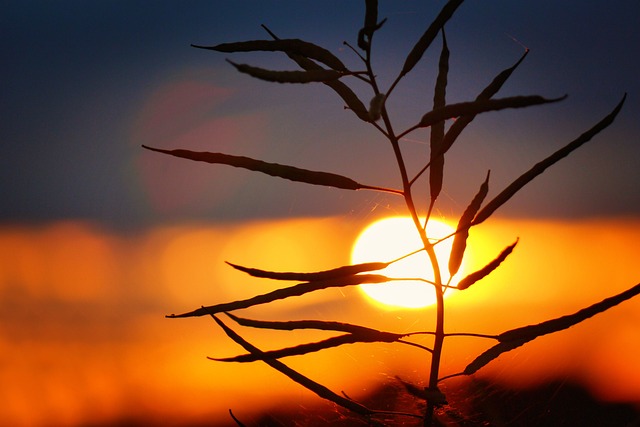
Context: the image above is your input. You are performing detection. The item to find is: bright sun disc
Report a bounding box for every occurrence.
[351,217,460,309]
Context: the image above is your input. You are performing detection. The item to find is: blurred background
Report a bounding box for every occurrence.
[2,1,639,425]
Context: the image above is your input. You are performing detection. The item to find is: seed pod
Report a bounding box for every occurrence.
[358,0,379,49]
[263,26,370,121]
[226,261,390,281]
[448,171,490,276]
[209,314,373,416]
[473,94,626,225]
[429,30,449,204]
[142,145,364,190]
[401,0,462,76]
[498,282,640,343]
[167,274,391,318]
[462,339,528,376]
[288,53,370,120]
[463,282,640,376]
[417,95,567,128]
[363,0,378,35]
[477,49,529,100]
[227,60,346,84]
[210,330,400,363]
[284,56,369,119]
[332,81,371,121]
[440,50,529,157]
[456,239,518,290]
[226,312,397,338]
[193,39,347,71]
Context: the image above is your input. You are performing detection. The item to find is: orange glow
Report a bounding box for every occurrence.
[351,217,462,309]
[0,217,639,425]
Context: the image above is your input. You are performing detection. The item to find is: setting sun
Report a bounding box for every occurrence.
[351,216,461,309]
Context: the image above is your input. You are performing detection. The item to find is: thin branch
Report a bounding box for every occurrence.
[398,339,434,353]
[444,332,498,340]
[343,40,366,63]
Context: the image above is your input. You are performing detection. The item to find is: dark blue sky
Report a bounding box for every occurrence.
[2,1,639,229]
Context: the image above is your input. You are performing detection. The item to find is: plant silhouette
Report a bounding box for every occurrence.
[144,2,639,426]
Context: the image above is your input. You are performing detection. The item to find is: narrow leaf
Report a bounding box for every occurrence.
[418,95,567,129]
[462,282,640,375]
[429,30,449,204]
[166,274,391,318]
[226,261,389,281]
[401,0,463,76]
[439,50,529,157]
[142,145,363,190]
[473,94,626,225]
[193,39,347,71]
[209,314,373,416]
[210,331,401,362]
[226,59,347,83]
[448,171,490,276]
[456,239,518,290]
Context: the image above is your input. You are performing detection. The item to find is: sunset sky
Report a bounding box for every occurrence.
[2,1,640,426]
[3,0,640,226]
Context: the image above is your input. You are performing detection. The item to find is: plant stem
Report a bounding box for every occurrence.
[369,44,446,426]
[382,103,445,427]
[425,286,444,426]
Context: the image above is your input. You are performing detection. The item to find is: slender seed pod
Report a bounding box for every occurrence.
[226,60,347,83]
[193,39,347,71]
[440,50,529,157]
[448,171,490,276]
[142,145,364,190]
[262,25,371,121]
[429,30,449,205]
[358,0,379,49]
[417,95,567,128]
[364,0,378,31]
[462,283,640,376]
[225,261,390,281]
[225,312,396,338]
[498,282,640,343]
[209,314,373,416]
[401,0,463,76]
[456,239,518,290]
[462,339,528,376]
[167,274,391,318]
[210,331,401,363]
[473,94,626,225]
